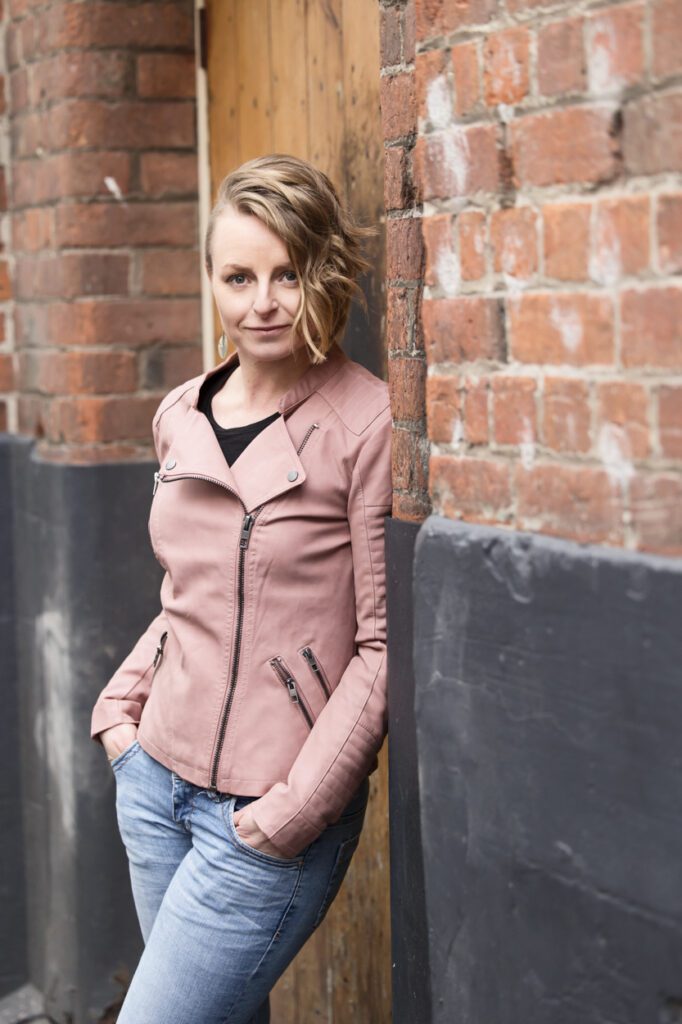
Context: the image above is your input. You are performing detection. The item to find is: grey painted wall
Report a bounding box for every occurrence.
[413,517,682,1024]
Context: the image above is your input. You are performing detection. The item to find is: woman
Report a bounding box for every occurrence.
[90,154,392,1024]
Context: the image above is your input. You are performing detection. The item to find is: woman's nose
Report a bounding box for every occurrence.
[252,282,278,315]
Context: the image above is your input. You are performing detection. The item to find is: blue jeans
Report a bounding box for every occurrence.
[111,740,369,1024]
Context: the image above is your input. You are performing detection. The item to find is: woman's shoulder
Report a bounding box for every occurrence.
[320,354,390,438]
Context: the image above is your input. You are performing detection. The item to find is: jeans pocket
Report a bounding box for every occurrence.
[312,832,361,930]
[110,738,141,773]
[223,797,304,869]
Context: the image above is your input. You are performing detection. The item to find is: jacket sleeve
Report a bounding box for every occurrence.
[90,413,171,744]
[250,405,393,857]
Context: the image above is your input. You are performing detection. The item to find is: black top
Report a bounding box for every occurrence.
[198,363,281,467]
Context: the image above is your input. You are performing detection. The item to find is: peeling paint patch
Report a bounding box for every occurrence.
[427,75,453,130]
[104,176,125,202]
[520,417,535,469]
[442,125,471,197]
[590,212,621,285]
[587,19,624,94]
[452,417,464,449]
[550,300,583,354]
[436,243,461,297]
[598,422,634,490]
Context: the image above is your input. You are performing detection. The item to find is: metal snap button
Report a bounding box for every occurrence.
[165,458,177,470]
[287,469,298,482]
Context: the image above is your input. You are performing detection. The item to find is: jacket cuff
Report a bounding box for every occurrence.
[250,798,325,859]
[90,699,142,744]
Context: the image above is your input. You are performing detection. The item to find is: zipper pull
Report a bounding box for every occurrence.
[302,647,318,672]
[285,676,300,704]
[239,513,255,549]
[153,631,168,667]
[153,471,162,496]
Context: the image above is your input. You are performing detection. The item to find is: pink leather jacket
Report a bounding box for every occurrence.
[90,342,392,857]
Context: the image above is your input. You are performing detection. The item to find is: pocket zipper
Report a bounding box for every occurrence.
[269,656,313,729]
[300,646,331,699]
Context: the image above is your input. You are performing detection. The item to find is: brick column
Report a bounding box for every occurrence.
[8,0,202,463]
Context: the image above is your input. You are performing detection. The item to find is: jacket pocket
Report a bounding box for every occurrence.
[300,646,331,700]
[268,656,313,730]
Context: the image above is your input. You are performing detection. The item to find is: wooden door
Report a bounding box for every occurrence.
[204,3,389,1022]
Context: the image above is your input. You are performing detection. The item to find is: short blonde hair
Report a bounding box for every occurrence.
[205,154,373,364]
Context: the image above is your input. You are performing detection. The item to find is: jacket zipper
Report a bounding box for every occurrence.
[153,631,168,669]
[152,421,320,789]
[269,657,314,729]
[300,646,331,699]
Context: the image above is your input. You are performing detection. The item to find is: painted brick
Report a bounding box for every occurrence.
[586,4,645,94]
[415,48,448,127]
[590,196,650,284]
[483,27,530,106]
[415,123,500,200]
[422,213,456,292]
[621,287,682,368]
[510,106,620,188]
[423,296,504,364]
[509,292,614,366]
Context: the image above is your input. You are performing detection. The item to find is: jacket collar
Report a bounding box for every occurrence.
[160,342,347,513]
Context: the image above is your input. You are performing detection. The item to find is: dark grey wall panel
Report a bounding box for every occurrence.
[9,436,161,1022]
[0,436,29,998]
[413,516,682,1024]
[385,518,431,1024]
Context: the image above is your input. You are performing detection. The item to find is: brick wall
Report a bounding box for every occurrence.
[383,0,682,555]
[7,0,201,463]
[0,5,12,433]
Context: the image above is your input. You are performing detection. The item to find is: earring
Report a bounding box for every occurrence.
[218,332,228,359]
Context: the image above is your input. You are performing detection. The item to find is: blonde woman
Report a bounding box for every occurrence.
[90,154,392,1024]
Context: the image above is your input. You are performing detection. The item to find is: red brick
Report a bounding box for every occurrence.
[451,41,480,116]
[46,100,195,152]
[490,205,538,280]
[0,263,12,302]
[9,67,29,115]
[46,395,161,445]
[12,152,132,207]
[631,473,682,554]
[389,356,426,423]
[384,145,412,211]
[37,3,193,51]
[415,123,500,200]
[380,72,417,142]
[29,51,128,104]
[386,286,413,353]
[658,386,682,458]
[542,376,591,454]
[140,153,198,198]
[393,492,429,522]
[509,292,614,365]
[426,374,461,443]
[586,4,644,93]
[139,345,203,390]
[590,196,649,283]
[423,296,503,364]
[543,202,590,281]
[380,5,402,66]
[12,208,53,251]
[141,249,201,297]
[0,402,7,431]
[516,464,623,544]
[137,53,196,100]
[403,1,416,63]
[458,210,487,280]
[657,194,682,273]
[492,375,536,445]
[21,350,138,395]
[483,27,530,106]
[55,202,197,248]
[624,90,682,175]
[15,253,129,301]
[596,381,649,459]
[16,299,201,349]
[463,376,489,444]
[652,0,682,78]
[387,217,423,282]
[537,17,585,97]
[415,49,448,126]
[430,455,512,520]
[393,426,428,492]
[621,287,682,368]
[0,353,15,392]
[38,441,155,465]
[422,214,456,291]
[416,0,498,38]
[510,107,619,188]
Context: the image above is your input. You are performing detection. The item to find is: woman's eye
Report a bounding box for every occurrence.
[226,273,247,285]
[281,270,298,284]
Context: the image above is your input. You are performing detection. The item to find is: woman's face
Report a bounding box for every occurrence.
[208,205,308,365]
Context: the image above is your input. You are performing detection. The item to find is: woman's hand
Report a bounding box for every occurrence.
[233,804,290,859]
[100,723,139,762]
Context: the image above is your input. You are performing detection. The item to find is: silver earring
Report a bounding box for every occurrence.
[218,332,228,359]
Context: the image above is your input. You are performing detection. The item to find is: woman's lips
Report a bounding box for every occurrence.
[245,325,291,334]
